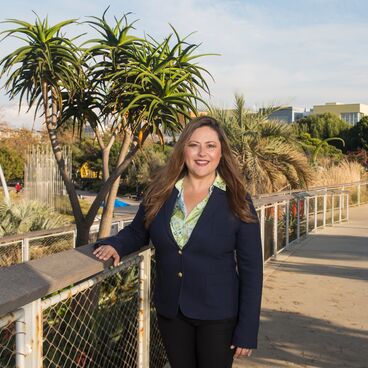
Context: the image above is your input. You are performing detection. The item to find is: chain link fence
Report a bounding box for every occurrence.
[0,316,17,367]
[0,182,367,367]
[29,232,75,261]
[150,257,168,368]
[0,218,132,268]
[0,250,169,368]
[42,259,140,368]
[0,240,22,267]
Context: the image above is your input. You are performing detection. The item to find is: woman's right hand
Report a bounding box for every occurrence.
[93,245,121,267]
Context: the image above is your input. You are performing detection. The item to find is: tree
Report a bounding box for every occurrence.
[0,128,42,157]
[311,137,345,165]
[298,133,344,165]
[344,116,368,151]
[0,146,24,181]
[124,141,173,193]
[60,12,212,239]
[294,113,350,143]
[1,12,212,245]
[211,94,314,194]
[0,16,88,243]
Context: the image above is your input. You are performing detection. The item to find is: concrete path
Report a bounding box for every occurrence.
[234,204,368,368]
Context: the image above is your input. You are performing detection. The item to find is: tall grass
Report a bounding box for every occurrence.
[312,160,364,187]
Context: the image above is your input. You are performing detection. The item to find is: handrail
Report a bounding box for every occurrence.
[256,179,368,198]
[0,243,150,317]
[0,215,135,244]
[0,180,367,367]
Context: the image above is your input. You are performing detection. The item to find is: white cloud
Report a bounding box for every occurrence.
[122,0,368,108]
[0,104,42,130]
[1,0,367,111]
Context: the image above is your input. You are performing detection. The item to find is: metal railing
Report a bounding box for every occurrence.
[0,246,166,368]
[0,180,367,367]
[256,181,368,262]
[0,219,132,267]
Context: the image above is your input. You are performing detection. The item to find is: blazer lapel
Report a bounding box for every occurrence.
[163,187,180,246]
[184,187,224,248]
[163,186,225,249]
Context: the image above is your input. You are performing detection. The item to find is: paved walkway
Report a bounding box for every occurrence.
[234,204,368,368]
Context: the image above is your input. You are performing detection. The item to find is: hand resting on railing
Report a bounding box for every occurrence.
[93,245,120,266]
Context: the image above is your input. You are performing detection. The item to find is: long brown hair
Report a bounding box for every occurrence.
[143,116,257,227]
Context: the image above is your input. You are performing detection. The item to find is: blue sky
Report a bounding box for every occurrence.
[1,0,368,128]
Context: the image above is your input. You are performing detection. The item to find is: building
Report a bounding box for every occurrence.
[312,102,368,125]
[266,106,309,123]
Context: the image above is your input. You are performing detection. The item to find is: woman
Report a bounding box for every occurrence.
[93,116,263,368]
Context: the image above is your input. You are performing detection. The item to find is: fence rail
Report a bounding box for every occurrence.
[0,218,132,267]
[0,180,367,367]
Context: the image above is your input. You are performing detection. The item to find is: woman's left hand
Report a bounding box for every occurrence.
[230,345,252,359]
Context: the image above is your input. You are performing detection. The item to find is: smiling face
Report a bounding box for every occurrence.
[183,126,222,180]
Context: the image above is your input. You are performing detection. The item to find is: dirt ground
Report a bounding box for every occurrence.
[234,204,368,368]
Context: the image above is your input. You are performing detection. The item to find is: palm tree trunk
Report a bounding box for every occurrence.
[98,132,132,238]
[44,84,89,246]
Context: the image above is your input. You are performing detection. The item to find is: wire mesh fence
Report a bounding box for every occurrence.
[42,258,140,368]
[29,232,75,261]
[263,206,274,261]
[0,315,17,367]
[150,257,168,368]
[288,198,298,243]
[0,250,169,368]
[0,240,22,267]
[0,219,129,267]
[0,182,366,366]
[276,203,287,251]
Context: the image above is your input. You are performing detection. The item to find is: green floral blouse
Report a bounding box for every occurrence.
[170,174,226,249]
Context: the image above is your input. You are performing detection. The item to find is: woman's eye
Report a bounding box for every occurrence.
[208,144,216,149]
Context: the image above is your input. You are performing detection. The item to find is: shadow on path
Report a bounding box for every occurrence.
[238,309,368,368]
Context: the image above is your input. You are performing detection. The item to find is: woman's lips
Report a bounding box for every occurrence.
[194,160,210,166]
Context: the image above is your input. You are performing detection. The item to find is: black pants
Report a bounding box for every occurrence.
[157,308,237,368]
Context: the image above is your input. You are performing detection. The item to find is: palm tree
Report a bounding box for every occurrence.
[0,16,92,242]
[211,94,314,194]
[61,11,213,237]
[1,12,214,243]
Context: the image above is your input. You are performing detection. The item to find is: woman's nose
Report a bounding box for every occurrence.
[197,146,206,156]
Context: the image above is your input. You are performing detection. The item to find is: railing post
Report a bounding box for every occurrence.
[339,192,342,223]
[15,310,25,368]
[357,183,361,206]
[273,203,278,258]
[297,198,300,240]
[341,186,345,211]
[346,193,350,221]
[21,300,43,368]
[323,192,327,228]
[305,197,309,235]
[260,206,265,265]
[285,200,290,247]
[138,249,151,368]
[331,193,335,226]
[22,237,30,262]
[314,196,318,231]
[72,230,76,248]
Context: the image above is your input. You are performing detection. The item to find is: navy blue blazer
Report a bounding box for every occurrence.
[97,186,263,348]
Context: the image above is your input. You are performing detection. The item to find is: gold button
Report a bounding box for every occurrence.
[178,272,183,278]
[178,250,182,255]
